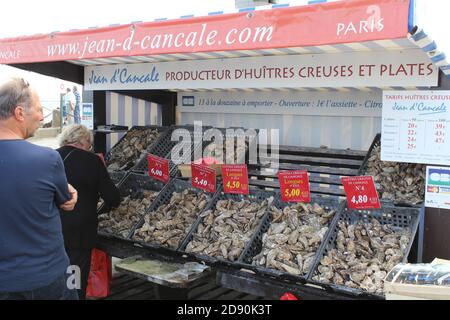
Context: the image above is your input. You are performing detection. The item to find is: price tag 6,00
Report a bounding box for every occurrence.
[191,164,217,193]
[147,154,170,184]
[341,176,380,210]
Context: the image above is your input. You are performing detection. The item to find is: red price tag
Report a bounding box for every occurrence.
[221,164,249,195]
[191,164,216,193]
[147,154,170,183]
[341,176,380,210]
[278,170,310,203]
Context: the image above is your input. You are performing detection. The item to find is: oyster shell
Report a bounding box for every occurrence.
[107,128,161,171]
[98,190,158,238]
[186,197,273,261]
[313,219,411,294]
[133,190,209,249]
[252,202,336,276]
[366,145,425,204]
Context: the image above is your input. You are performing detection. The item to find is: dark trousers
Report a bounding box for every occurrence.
[0,272,79,300]
[66,248,92,300]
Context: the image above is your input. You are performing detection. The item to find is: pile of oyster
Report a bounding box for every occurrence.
[203,137,249,164]
[185,197,273,261]
[133,190,209,249]
[107,129,160,171]
[366,145,425,204]
[313,219,411,294]
[252,202,336,276]
[98,190,158,238]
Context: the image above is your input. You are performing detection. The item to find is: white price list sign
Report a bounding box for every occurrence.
[381,91,450,165]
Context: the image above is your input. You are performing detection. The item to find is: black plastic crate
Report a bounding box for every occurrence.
[358,133,381,176]
[359,133,425,207]
[308,203,421,298]
[97,172,166,241]
[196,127,258,165]
[109,171,129,186]
[179,187,278,264]
[105,125,169,172]
[239,194,344,282]
[132,125,212,176]
[129,178,217,251]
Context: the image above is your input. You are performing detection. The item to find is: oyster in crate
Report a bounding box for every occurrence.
[313,218,411,294]
[107,128,161,171]
[133,190,209,249]
[202,134,250,164]
[366,145,425,204]
[98,190,158,238]
[252,202,336,276]
[186,197,273,261]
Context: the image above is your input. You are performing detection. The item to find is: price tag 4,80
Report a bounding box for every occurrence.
[191,164,217,193]
[147,154,170,183]
[341,176,380,210]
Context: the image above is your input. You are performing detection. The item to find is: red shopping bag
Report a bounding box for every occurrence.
[86,248,112,298]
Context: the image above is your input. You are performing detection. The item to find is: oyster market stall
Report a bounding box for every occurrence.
[1,0,450,299]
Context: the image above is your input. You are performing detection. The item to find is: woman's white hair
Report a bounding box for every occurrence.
[58,124,93,147]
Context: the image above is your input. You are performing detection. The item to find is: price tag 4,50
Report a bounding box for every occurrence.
[147,154,170,183]
[278,170,310,203]
[191,164,217,193]
[341,176,380,210]
[222,164,249,195]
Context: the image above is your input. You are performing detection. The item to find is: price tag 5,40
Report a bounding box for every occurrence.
[341,176,380,210]
[147,154,170,183]
[191,164,217,193]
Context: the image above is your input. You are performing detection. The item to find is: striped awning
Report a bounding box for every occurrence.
[2,0,448,90]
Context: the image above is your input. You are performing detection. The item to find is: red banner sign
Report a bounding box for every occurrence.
[191,164,216,193]
[0,0,410,64]
[147,154,170,183]
[278,170,311,203]
[221,164,249,195]
[341,176,381,210]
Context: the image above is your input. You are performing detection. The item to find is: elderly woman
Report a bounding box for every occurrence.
[57,124,120,300]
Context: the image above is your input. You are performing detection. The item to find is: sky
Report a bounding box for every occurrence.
[0,0,448,107]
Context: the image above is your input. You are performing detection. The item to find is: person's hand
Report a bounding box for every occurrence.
[60,184,78,211]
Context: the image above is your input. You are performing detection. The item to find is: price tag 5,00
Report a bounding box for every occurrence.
[278,170,310,203]
[191,164,217,193]
[341,176,380,210]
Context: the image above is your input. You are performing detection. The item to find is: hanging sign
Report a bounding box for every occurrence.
[382,91,450,165]
[222,164,249,195]
[85,50,437,91]
[0,0,410,64]
[147,154,170,183]
[278,171,311,203]
[341,176,381,210]
[178,90,382,117]
[425,166,450,210]
[191,164,216,193]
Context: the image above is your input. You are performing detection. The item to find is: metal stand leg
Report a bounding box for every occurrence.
[417,205,425,263]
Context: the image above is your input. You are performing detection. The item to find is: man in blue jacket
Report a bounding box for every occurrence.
[0,78,79,300]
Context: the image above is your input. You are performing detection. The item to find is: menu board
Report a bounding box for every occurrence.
[381,91,450,165]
